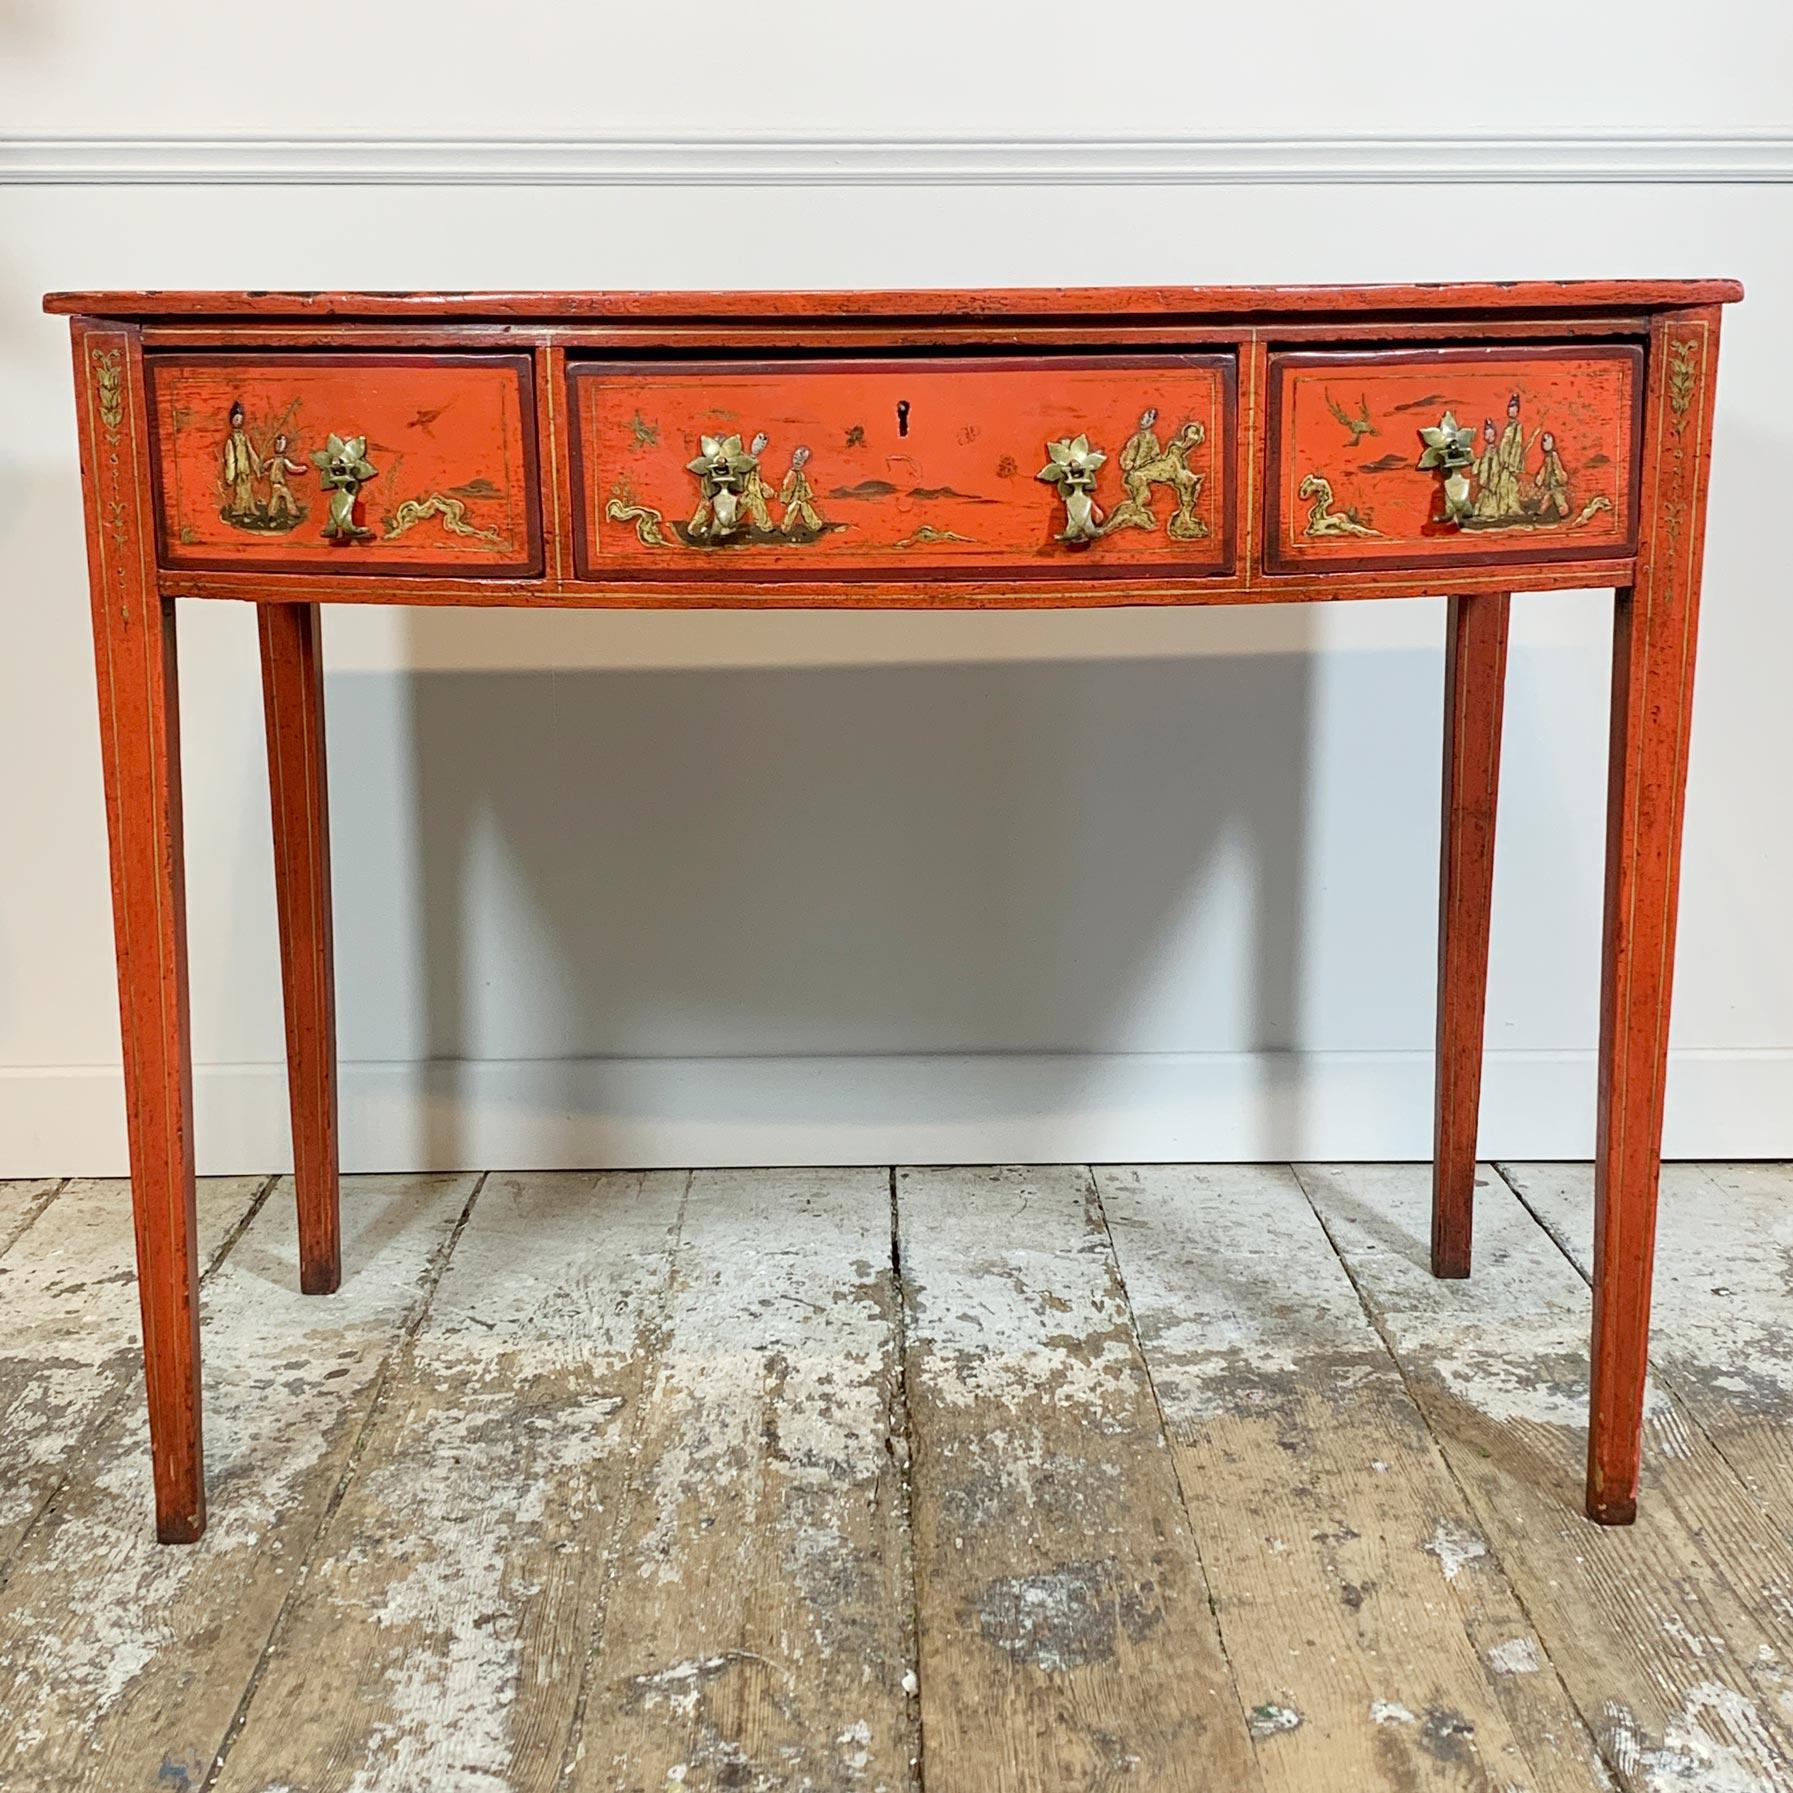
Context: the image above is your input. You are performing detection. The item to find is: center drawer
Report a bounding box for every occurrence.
[568,355,1236,580]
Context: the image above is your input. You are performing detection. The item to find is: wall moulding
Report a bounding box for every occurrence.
[4,133,1793,187]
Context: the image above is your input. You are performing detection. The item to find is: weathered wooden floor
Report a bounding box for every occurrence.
[0,1162,1789,1792]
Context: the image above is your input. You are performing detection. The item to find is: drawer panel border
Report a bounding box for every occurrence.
[1262,342,1645,576]
[565,350,1238,584]
[144,349,545,579]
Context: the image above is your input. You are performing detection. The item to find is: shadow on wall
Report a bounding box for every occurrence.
[326,616,1326,1165]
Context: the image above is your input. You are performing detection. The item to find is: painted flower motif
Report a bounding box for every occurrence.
[1416,412,1475,472]
[1038,434,1107,487]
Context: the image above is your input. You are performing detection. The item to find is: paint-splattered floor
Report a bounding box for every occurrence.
[0,1162,1789,1792]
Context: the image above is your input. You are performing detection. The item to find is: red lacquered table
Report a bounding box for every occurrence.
[45,280,1741,1540]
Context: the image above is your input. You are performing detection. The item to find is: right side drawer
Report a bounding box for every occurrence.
[1264,344,1643,575]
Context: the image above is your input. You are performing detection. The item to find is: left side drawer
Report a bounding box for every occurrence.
[146,352,542,576]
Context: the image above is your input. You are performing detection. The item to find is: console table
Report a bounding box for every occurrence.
[46,281,1741,1543]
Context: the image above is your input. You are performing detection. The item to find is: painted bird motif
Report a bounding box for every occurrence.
[1326,391,1378,445]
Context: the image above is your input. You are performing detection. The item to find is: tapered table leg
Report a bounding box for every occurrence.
[1588,309,1721,1525]
[75,326,205,1542]
[258,602,341,1295]
[1432,590,1511,1279]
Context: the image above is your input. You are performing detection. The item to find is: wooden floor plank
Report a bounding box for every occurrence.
[0,1175,267,1570]
[0,1179,64,1259]
[1300,1162,1793,1793]
[898,1164,1259,1793]
[8,1159,1791,1793]
[1502,1161,1793,1528]
[0,1172,476,1793]
[1097,1163,1611,1793]
[572,1166,916,1793]
[209,1169,688,1793]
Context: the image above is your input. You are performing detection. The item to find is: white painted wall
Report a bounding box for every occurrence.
[2,3,1790,1172]
[4,0,1790,138]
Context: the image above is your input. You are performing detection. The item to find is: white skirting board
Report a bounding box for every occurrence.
[2,1048,1788,1177]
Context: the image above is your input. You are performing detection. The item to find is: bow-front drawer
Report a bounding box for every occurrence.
[1265,344,1643,574]
[145,352,542,575]
[569,355,1236,581]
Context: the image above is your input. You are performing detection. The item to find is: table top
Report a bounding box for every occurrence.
[45,279,1745,321]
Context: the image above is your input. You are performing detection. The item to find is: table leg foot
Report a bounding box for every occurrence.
[1585,1487,1639,1528]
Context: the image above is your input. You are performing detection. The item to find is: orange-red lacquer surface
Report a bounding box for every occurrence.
[147,352,541,574]
[572,355,1234,580]
[44,283,1742,1546]
[1268,346,1641,573]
